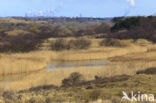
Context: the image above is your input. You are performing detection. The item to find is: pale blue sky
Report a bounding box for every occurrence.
[0,0,156,17]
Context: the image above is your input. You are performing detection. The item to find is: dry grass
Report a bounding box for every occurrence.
[0,55,47,75]
[4,58,156,90]
[3,74,156,103]
[0,38,156,91]
[0,39,147,76]
[0,51,53,75]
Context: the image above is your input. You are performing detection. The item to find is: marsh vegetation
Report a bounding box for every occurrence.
[0,17,156,102]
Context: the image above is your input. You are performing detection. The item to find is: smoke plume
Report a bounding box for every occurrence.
[126,0,135,6]
[124,0,135,16]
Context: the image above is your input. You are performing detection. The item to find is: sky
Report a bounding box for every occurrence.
[0,0,156,17]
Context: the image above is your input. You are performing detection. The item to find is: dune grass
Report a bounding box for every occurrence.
[0,38,156,103]
[1,74,156,103]
[0,38,147,76]
[0,38,156,91]
[0,53,47,75]
[4,57,156,90]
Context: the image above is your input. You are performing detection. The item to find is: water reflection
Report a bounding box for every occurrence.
[46,60,107,71]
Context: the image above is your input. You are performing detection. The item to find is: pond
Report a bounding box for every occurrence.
[46,60,107,71]
[0,60,107,85]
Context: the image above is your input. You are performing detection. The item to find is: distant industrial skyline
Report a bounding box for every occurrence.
[0,0,156,17]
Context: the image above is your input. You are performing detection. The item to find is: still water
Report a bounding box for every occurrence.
[0,60,107,84]
[46,60,107,70]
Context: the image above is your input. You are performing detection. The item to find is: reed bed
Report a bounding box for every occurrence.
[0,39,155,90]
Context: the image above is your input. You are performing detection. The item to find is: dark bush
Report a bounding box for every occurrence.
[99,38,126,47]
[80,75,131,86]
[136,67,156,75]
[68,38,91,49]
[2,90,17,102]
[51,39,68,51]
[112,17,124,23]
[51,38,91,51]
[0,34,40,52]
[111,17,141,32]
[10,35,40,52]
[29,85,58,91]
[108,16,156,43]
[94,75,102,80]
[62,72,84,87]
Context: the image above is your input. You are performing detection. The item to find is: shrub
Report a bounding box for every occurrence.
[68,38,91,49]
[10,35,40,52]
[0,34,41,52]
[51,38,91,51]
[62,72,84,87]
[51,39,68,51]
[99,38,126,47]
[136,67,156,75]
[29,85,58,91]
[111,17,141,32]
[94,75,102,80]
[2,90,17,102]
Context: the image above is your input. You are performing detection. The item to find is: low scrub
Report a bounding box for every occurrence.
[68,38,91,49]
[136,67,156,75]
[99,38,126,47]
[62,74,130,87]
[51,39,68,51]
[2,90,18,103]
[62,72,84,87]
[82,75,131,85]
[28,85,58,91]
[0,34,40,52]
[50,38,91,51]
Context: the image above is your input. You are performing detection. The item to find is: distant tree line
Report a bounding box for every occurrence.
[1,16,156,52]
[109,16,156,42]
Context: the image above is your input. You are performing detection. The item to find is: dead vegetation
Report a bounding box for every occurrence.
[50,38,91,51]
[0,72,156,103]
[136,67,156,75]
[99,38,127,47]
